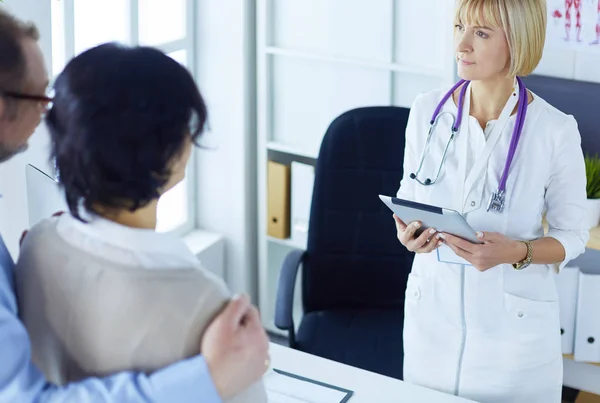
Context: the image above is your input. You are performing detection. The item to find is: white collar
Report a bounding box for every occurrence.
[55,212,199,269]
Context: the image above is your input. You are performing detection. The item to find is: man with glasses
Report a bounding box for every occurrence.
[0,8,269,403]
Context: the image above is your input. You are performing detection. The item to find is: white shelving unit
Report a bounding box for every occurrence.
[256,0,457,335]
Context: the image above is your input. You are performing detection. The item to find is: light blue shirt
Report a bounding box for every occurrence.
[0,234,223,403]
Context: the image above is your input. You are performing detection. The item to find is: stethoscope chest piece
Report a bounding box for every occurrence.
[487,189,505,213]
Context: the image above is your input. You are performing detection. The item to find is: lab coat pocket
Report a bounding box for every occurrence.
[405,272,435,306]
[502,293,561,369]
[503,293,558,333]
[404,273,439,342]
[403,273,437,383]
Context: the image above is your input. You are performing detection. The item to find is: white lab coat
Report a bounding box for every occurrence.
[397,82,589,403]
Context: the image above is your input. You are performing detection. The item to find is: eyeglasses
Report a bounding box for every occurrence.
[1,89,54,110]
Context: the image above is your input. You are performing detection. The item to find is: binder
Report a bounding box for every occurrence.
[290,162,314,248]
[555,265,580,354]
[267,161,290,239]
[575,391,600,403]
[574,250,600,363]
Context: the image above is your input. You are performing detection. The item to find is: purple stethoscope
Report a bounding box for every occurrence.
[409,76,528,213]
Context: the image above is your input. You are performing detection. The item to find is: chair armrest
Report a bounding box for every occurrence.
[274,248,305,346]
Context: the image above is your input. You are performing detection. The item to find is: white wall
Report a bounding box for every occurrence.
[0,0,53,258]
[264,0,456,156]
[536,49,600,83]
[194,0,258,299]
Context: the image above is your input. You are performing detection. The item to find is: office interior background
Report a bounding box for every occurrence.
[2,0,600,401]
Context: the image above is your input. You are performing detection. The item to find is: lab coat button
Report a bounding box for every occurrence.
[470,201,476,207]
[517,311,524,318]
[412,290,420,299]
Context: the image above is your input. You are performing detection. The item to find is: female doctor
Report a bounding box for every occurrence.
[394,1,589,402]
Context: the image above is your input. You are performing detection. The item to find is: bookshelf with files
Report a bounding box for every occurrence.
[256,0,457,336]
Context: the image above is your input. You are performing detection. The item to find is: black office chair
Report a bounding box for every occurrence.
[274,106,415,380]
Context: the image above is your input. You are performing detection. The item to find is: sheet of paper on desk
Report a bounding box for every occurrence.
[265,369,350,403]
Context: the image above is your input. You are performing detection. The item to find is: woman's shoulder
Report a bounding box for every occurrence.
[530,93,577,132]
[19,215,230,294]
[411,86,451,109]
[18,216,63,254]
[15,216,71,301]
[408,85,459,120]
[525,94,582,155]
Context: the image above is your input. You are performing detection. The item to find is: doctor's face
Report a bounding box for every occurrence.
[454,21,511,82]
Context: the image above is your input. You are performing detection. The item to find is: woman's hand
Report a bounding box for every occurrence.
[440,231,527,271]
[393,214,442,254]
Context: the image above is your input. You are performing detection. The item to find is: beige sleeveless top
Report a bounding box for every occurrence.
[15,215,266,402]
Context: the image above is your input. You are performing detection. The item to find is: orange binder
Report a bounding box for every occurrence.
[267,161,291,239]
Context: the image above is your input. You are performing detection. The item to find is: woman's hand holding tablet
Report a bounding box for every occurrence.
[392,214,443,254]
[379,195,483,245]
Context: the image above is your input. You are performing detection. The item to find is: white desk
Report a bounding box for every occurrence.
[269,343,476,403]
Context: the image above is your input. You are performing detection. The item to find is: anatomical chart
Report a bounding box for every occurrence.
[547,0,600,52]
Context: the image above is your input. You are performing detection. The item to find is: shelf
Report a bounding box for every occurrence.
[267,235,307,250]
[267,141,318,160]
[564,354,600,367]
[264,46,446,78]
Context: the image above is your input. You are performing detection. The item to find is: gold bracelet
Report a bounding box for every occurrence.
[512,240,533,270]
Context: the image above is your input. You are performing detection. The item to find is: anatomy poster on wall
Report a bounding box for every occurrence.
[547,0,600,52]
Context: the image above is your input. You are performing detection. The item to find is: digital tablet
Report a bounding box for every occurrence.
[379,195,482,244]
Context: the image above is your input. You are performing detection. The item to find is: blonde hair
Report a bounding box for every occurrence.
[454,0,547,77]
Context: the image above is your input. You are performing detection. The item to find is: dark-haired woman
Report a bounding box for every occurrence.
[15,43,267,403]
